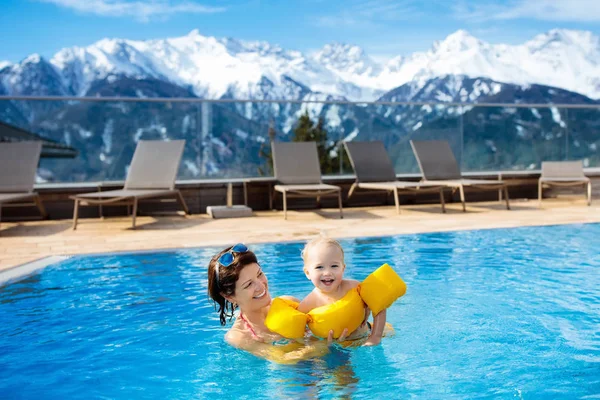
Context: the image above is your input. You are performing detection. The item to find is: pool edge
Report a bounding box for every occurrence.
[0,255,69,287]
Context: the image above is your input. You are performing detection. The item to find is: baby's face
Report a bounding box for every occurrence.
[304,244,345,294]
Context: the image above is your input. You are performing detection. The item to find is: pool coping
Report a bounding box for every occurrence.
[0,255,71,287]
[2,219,597,287]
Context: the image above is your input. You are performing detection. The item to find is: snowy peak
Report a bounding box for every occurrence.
[525,29,600,53]
[3,28,600,101]
[314,43,380,76]
[432,30,484,53]
[1,53,68,96]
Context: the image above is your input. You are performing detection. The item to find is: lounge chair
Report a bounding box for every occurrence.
[410,140,510,211]
[538,161,591,206]
[0,141,47,229]
[71,140,190,229]
[271,141,343,220]
[344,141,447,213]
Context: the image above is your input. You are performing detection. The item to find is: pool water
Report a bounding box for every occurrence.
[1,224,599,399]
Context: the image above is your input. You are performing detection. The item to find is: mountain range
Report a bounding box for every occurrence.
[0,29,599,181]
[2,28,600,102]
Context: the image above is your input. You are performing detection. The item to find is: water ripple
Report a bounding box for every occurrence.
[1,223,599,398]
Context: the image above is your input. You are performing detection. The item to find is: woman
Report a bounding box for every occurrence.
[207,243,349,364]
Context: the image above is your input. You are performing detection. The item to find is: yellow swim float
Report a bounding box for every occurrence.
[265,263,407,339]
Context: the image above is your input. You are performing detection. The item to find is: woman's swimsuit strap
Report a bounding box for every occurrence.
[239,313,261,341]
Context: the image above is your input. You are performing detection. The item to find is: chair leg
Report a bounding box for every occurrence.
[393,188,400,215]
[270,188,276,211]
[34,195,48,219]
[538,181,543,207]
[459,185,466,212]
[348,182,358,200]
[72,199,80,230]
[587,182,592,206]
[131,198,139,229]
[503,186,511,210]
[439,189,446,213]
[337,191,343,219]
[282,191,288,220]
[176,191,190,215]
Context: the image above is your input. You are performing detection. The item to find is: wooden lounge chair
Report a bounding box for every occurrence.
[271,141,343,220]
[410,140,510,211]
[539,161,591,206]
[71,140,190,229]
[0,141,47,230]
[344,141,447,214]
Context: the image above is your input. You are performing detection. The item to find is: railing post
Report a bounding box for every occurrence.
[565,108,569,160]
[459,105,464,171]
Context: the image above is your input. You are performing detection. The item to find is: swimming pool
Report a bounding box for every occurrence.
[1,224,599,398]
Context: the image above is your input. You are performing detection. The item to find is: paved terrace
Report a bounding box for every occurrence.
[1,198,599,271]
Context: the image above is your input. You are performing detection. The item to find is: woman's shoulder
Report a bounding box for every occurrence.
[224,319,250,348]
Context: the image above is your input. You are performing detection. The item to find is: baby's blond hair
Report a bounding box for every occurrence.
[301,236,345,264]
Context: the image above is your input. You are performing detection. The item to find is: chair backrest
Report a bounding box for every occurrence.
[344,141,397,182]
[410,140,462,180]
[271,142,322,185]
[541,161,585,179]
[124,140,185,190]
[0,141,42,193]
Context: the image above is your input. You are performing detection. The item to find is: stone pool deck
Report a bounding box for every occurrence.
[1,198,599,271]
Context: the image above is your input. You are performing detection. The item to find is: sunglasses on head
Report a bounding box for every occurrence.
[215,243,249,287]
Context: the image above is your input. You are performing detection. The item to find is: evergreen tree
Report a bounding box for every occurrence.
[258,119,277,176]
[259,111,351,175]
[292,111,335,173]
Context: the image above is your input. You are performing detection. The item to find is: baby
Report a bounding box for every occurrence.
[297,237,387,346]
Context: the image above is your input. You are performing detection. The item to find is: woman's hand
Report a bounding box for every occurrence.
[326,328,349,345]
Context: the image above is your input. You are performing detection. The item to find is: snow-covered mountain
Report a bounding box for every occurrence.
[2,28,600,101]
[377,29,600,100]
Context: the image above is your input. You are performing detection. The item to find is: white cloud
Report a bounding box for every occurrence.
[454,0,600,22]
[38,0,226,22]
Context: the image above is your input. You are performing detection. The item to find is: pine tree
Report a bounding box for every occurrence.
[259,111,351,175]
[292,111,315,142]
[258,119,277,176]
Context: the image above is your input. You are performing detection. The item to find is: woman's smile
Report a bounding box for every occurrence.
[253,287,267,299]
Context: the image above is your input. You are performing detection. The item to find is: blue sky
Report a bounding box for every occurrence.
[1,0,600,63]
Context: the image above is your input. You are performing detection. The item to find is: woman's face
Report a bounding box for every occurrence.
[229,263,271,311]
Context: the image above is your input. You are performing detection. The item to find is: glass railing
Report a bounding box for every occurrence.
[1,97,598,183]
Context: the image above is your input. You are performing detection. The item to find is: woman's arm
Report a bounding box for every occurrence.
[227,330,330,364]
[225,325,351,365]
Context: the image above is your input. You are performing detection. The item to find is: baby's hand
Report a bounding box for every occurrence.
[327,328,349,345]
[363,336,381,347]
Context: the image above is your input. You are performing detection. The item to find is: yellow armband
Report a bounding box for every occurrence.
[359,263,407,315]
[264,297,307,339]
[307,288,365,339]
[265,263,407,340]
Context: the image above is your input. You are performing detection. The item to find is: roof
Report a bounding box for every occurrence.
[0,121,78,158]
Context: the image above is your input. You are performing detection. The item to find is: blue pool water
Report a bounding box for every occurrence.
[1,224,600,399]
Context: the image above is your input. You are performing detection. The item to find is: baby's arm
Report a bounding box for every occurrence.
[364,308,387,346]
[297,290,319,313]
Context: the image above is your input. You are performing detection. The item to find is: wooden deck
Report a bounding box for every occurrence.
[1,197,599,272]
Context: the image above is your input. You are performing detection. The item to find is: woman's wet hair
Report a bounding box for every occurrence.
[207,245,259,325]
